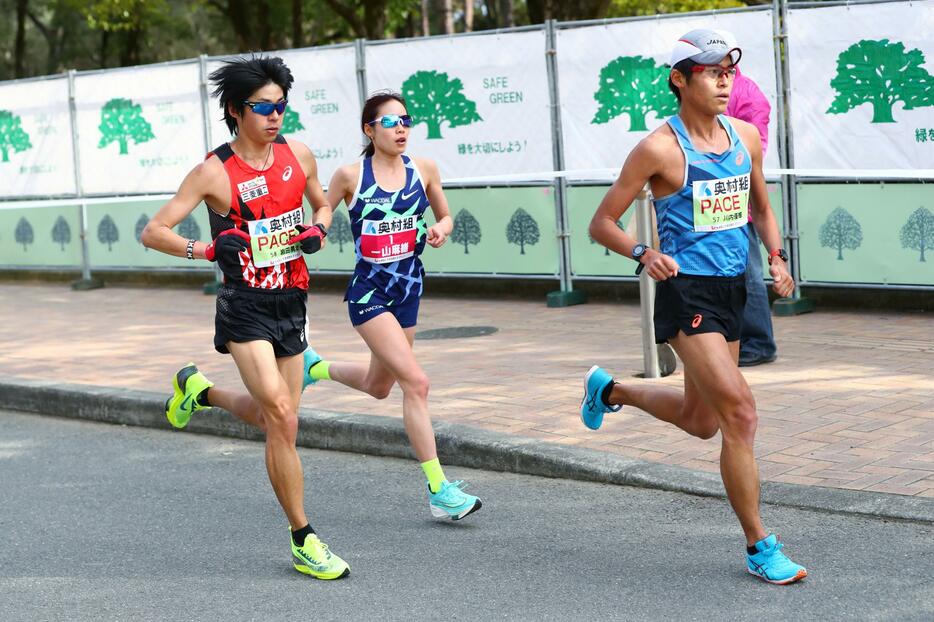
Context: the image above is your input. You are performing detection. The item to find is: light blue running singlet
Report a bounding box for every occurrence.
[652,115,752,277]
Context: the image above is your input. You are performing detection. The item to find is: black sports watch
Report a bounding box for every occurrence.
[632,244,649,275]
[768,248,788,265]
[313,222,328,237]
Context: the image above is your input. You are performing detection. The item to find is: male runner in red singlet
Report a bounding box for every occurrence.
[141,55,349,580]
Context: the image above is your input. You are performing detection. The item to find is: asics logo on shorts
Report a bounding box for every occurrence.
[692,314,703,328]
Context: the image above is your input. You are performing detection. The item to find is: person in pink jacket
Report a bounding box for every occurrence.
[726,59,778,366]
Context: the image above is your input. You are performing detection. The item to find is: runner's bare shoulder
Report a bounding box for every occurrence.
[187,156,230,210]
[629,124,678,171]
[330,161,361,194]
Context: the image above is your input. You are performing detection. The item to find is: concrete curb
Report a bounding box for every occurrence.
[3,377,933,524]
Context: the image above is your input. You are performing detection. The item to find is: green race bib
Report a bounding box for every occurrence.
[692,173,750,232]
[247,207,303,268]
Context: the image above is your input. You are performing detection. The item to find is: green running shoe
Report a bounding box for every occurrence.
[165,363,213,429]
[291,532,350,580]
[302,347,323,391]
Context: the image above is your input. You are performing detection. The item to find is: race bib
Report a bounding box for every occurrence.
[247,207,303,268]
[360,216,417,264]
[692,174,749,232]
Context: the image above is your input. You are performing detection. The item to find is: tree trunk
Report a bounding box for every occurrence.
[119,29,142,67]
[421,0,430,36]
[225,0,256,50]
[363,0,387,39]
[15,0,28,78]
[465,0,474,32]
[292,0,303,48]
[443,0,454,33]
[499,0,514,28]
[100,30,110,68]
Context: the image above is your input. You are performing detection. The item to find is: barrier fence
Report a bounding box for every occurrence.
[0,0,931,292]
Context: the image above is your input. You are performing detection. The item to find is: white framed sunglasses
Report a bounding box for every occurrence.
[367,114,413,128]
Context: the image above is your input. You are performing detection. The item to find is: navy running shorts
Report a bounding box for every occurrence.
[347,291,420,328]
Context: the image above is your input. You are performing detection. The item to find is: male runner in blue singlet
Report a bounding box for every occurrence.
[582,30,806,585]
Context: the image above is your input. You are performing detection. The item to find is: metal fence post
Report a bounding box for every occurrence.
[544,19,586,307]
[67,69,103,291]
[771,0,814,316]
[635,188,661,378]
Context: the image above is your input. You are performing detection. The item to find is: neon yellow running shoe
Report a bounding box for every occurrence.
[164,363,213,429]
[291,532,350,580]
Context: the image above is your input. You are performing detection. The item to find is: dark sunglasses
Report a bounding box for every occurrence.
[244,100,287,115]
[367,114,413,129]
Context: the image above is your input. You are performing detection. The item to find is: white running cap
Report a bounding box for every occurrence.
[670,29,742,67]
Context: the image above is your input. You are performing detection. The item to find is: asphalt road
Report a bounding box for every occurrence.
[1,411,932,621]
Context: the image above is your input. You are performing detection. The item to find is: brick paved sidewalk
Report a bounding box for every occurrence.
[2,283,932,497]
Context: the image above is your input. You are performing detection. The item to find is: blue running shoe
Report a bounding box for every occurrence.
[429,480,482,521]
[580,365,621,430]
[746,534,807,585]
[302,347,323,391]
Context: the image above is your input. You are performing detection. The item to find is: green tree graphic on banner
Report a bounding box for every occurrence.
[135,214,149,250]
[0,110,33,162]
[176,214,202,241]
[827,40,934,123]
[401,70,482,139]
[281,109,305,134]
[900,206,933,262]
[98,98,154,154]
[589,219,625,256]
[592,56,678,131]
[506,207,539,255]
[450,209,481,254]
[15,217,34,251]
[819,207,862,260]
[330,211,352,252]
[52,216,71,250]
[98,214,119,251]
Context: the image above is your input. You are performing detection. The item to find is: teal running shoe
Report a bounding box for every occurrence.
[165,363,213,429]
[428,480,482,521]
[302,346,323,391]
[580,365,620,430]
[746,534,808,585]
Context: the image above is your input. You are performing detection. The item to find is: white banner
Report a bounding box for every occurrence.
[74,62,205,194]
[207,46,362,185]
[0,77,76,197]
[788,1,934,170]
[365,30,554,178]
[557,10,780,177]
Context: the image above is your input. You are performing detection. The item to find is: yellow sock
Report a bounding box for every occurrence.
[421,458,446,493]
[309,360,331,381]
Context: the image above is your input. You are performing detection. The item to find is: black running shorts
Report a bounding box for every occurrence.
[654,273,746,344]
[214,285,308,357]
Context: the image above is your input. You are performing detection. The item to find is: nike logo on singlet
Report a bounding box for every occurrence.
[401,189,418,201]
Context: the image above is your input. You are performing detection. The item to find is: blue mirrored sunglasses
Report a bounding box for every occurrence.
[244,100,287,115]
[367,114,413,128]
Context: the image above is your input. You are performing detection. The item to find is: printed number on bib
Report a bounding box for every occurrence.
[247,207,304,268]
[361,216,417,264]
[692,174,749,232]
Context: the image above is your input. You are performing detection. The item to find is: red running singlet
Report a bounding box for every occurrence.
[206,135,309,290]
